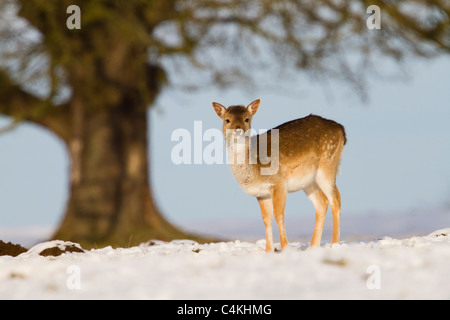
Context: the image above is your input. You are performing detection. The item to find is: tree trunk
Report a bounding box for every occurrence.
[52,97,192,249]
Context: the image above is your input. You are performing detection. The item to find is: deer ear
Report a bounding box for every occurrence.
[247,99,260,116]
[212,102,226,118]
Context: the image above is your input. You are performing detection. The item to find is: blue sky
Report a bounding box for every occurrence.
[0,55,449,233]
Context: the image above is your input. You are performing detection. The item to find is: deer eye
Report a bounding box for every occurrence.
[225,119,230,124]
[245,118,249,123]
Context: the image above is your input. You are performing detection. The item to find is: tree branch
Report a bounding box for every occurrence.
[0,69,39,117]
[0,69,70,142]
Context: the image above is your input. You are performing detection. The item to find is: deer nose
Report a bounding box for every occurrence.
[233,126,244,138]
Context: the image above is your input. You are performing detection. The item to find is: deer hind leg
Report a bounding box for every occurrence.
[316,170,341,245]
[330,187,341,244]
[305,183,329,247]
[272,184,288,251]
[258,197,274,252]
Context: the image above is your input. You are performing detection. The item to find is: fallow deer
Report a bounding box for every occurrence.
[212,99,346,252]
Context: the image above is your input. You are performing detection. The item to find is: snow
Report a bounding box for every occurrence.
[0,229,449,300]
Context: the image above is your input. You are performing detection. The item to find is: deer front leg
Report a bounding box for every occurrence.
[272,183,288,251]
[258,197,273,252]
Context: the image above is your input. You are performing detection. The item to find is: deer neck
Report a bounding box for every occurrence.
[226,135,260,184]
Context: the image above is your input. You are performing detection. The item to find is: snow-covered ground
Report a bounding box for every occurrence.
[0,228,449,300]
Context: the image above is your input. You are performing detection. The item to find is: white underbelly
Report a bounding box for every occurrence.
[287,171,315,193]
[240,182,272,198]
